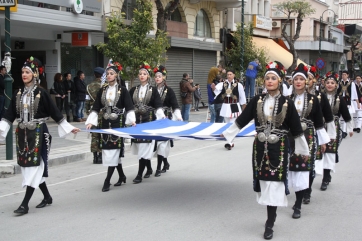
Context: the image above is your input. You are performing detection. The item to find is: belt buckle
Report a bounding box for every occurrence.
[110,113,118,120]
[268,134,279,144]
[257,132,266,142]
[103,113,110,120]
[301,122,307,131]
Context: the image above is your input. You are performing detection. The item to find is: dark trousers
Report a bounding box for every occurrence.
[214,103,223,123]
[55,97,64,112]
[64,97,76,119]
[194,98,200,110]
[0,95,5,119]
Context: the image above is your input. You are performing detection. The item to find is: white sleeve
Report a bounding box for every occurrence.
[316,128,330,145]
[85,111,99,126]
[213,82,223,97]
[0,120,11,141]
[58,119,76,138]
[346,120,353,134]
[238,83,246,105]
[172,109,182,121]
[325,121,336,139]
[125,110,136,125]
[222,122,240,144]
[155,108,166,120]
[294,135,310,156]
[351,82,358,101]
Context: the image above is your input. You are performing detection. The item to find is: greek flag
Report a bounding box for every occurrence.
[86,119,255,141]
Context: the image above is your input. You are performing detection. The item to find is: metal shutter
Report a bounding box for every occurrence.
[164,47,193,106]
[193,50,217,107]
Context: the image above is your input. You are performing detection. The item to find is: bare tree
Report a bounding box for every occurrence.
[348,34,362,77]
[155,0,180,35]
[275,0,315,72]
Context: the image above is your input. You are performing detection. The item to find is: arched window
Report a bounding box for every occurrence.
[122,0,137,20]
[169,8,182,22]
[194,10,211,38]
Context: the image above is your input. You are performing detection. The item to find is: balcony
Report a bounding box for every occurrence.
[167,21,188,38]
[275,35,343,53]
[189,0,245,10]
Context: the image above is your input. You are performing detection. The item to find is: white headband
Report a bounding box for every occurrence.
[265,70,280,78]
[293,72,307,80]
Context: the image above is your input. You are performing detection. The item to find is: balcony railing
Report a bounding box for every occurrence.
[272,35,337,44]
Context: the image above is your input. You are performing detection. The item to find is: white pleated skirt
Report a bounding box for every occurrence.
[21,161,46,189]
[131,140,156,160]
[155,140,171,157]
[102,149,122,167]
[288,171,309,192]
[323,153,336,172]
[220,103,241,118]
[256,181,288,207]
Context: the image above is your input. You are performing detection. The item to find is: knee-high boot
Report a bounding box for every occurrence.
[14,186,35,214]
[264,206,277,239]
[114,164,126,186]
[133,159,146,183]
[144,159,153,178]
[161,157,170,173]
[155,155,163,177]
[102,166,115,192]
[303,171,314,204]
[293,190,305,219]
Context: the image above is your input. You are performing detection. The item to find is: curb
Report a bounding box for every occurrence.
[0,143,131,178]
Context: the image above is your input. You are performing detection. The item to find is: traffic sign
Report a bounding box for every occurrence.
[316,58,326,70]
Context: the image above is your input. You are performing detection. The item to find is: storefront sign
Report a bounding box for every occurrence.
[72,32,89,46]
[0,0,16,7]
[0,0,17,11]
[73,0,83,14]
[45,65,58,73]
[253,15,272,31]
[28,0,101,13]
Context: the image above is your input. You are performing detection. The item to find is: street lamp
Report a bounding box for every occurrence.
[318,9,337,58]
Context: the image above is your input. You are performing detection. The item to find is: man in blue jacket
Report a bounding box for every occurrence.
[245,59,261,102]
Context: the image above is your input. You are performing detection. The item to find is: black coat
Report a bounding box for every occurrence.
[53,81,66,96]
[63,80,76,101]
[74,77,87,101]
[315,91,334,124]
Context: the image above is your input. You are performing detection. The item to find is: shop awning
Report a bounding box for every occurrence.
[253,37,305,68]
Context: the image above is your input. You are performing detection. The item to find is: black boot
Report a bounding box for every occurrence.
[93,152,98,164]
[144,159,153,178]
[264,206,277,239]
[161,158,170,173]
[102,180,111,192]
[114,164,126,186]
[133,159,146,183]
[97,152,102,164]
[292,190,304,219]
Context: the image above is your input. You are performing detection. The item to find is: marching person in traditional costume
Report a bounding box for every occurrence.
[288,63,330,219]
[153,65,182,176]
[85,67,104,164]
[0,57,80,215]
[303,65,336,205]
[353,75,362,133]
[85,62,135,192]
[320,72,353,191]
[212,70,246,150]
[222,62,309,239]
[129,63,165,184]
[337,70,360,138]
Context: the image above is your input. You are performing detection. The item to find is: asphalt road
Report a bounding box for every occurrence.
[0,111,361,241]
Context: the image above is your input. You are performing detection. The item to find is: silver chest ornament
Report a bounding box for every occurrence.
[301,122,307,131]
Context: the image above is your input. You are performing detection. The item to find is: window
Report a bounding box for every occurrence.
[122,0,137,20]
[194,10,211,38]
[168,8,182,22]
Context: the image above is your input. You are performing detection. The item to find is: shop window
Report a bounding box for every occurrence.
[194,10,211,38]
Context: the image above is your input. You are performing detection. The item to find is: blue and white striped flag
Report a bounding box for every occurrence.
[86,119,255,141]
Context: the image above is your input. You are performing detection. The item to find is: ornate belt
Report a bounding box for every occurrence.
[257,132,279,144]
[18,118,48,130]
[301,119,314,131]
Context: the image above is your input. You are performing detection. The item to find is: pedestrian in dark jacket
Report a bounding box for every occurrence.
[63,72,76,122]
[74,70,87,122]
[53,73,66,112]
[179,73,196,121]
[193,83,201,111]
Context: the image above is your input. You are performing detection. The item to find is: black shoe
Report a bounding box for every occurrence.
[303,193,311,204]
[264,226,273,240]
[321,182,328,191]
[155,170,161,177]
[357,128,361,133]
[97,153,102,164]
[353,128,357,132]
[161,163,170,173]
[14,206,29,215]
[102,181,111,192]
[133,175,142,184]
[224,143,234,150]
[36,196,53,208]
[292,208,301,219]
[144,169,153,178]
[114,176,126,186]
[342,132,347,139]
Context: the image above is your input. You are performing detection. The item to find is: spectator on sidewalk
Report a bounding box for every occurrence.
[63,72,77,122]
[0,65,6,119]
[180,73,196,121]
[194,83,201,111]
[245,59,261,101]
[74,70,87,122]
[53,73,66,113]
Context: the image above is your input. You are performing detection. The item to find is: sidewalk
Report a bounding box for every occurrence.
[0,108,210,177]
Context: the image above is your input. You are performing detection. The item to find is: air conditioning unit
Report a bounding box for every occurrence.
[272,20,281,28]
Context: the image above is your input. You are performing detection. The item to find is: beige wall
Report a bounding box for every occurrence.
[110,0,220,43]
